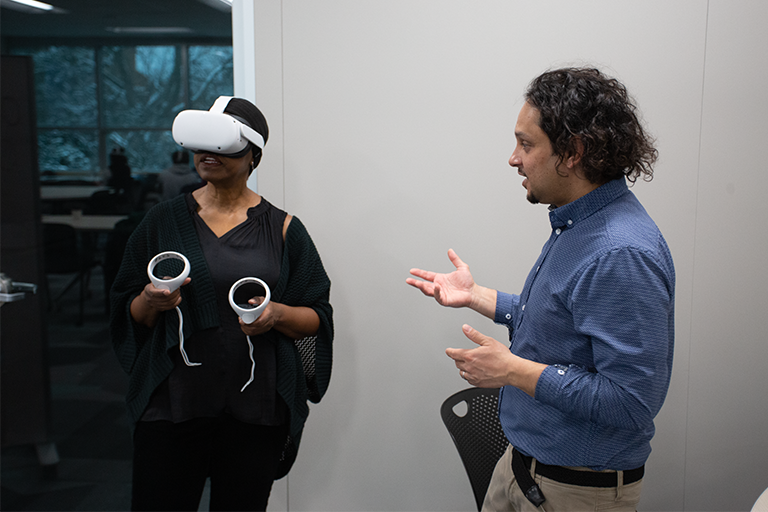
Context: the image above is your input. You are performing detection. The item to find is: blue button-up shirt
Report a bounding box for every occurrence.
[496,178,675,470]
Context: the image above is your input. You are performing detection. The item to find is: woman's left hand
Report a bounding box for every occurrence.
[238,297,320,339]
[239,296,277,336]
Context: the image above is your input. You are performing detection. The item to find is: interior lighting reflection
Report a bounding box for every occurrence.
[6,0,54,11]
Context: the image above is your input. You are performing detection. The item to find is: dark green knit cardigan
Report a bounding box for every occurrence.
[109,195,333,478]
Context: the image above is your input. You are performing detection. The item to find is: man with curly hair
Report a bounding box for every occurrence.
[408,68,674,511]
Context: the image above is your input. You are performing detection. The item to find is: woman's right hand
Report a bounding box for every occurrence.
[130,277,191,328]
[141,278,191,311]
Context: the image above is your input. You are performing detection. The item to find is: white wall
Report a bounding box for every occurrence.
[234,1,768,510]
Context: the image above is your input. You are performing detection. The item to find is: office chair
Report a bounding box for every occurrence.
[441,387,509,511]
[86,189,133,214]
[43,223,97,326]
[102,212,145,316]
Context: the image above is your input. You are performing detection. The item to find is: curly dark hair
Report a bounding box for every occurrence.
[524,67,658,184]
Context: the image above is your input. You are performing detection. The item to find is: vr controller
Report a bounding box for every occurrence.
[146,250,270,391]
[147,251,190,292]
[228,277,271,392]
[229,277,271,324]
[171,96,264,158]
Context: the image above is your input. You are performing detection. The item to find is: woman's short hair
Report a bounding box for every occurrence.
[222,97,269,173]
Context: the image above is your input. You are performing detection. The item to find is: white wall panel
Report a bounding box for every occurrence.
[684,1,768,510]
[233,0,768,510]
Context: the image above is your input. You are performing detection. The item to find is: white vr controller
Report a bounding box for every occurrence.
[147,251,190,292]
[228,277,271,324]
[148,251,197,366]
[145,251,269,390]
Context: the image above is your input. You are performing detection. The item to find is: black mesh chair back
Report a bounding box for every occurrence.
[441,387,509,511]
[43,223,96,325]
[86,189,132,214]
[102,212,145,316]
[43,223,82,274]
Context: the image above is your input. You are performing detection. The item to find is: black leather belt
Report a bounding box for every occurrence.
[514,447,644,489]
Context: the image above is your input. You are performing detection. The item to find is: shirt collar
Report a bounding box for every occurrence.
[548,178,629,230]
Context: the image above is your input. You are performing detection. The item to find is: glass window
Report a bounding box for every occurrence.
[189,46,234,110]
[101,46,184,129]
[10,43,233,175]
[38,129,99,171]
[21,46,98,128]
[105,130,178,172]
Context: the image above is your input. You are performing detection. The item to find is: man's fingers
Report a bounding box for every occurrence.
[462,324,491,346]
[406,277,435,296]
[447,325,490,361]
[405,276,423,288]
[445,346,466,362]
[409,268,435,281]
[447,249,466,270]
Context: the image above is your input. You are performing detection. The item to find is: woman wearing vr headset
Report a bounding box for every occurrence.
[110,97,333,511]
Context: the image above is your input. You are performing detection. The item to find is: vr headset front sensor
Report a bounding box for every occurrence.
[171,96,264,158]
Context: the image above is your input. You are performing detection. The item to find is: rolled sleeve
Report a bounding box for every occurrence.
[494,291,519,327]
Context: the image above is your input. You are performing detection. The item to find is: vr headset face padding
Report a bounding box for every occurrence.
[171,96,268,159]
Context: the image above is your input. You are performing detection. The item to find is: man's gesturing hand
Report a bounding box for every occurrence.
[447,324,547,398]
[406,249,476,308]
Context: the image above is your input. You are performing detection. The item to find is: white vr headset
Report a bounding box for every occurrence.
[171,96,265,158]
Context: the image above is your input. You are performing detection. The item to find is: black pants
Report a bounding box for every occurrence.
[131,415,287,511]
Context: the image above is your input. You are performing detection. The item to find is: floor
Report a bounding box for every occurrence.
[1,267,211,511]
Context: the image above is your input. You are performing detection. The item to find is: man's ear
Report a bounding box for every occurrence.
[565,136,584,169]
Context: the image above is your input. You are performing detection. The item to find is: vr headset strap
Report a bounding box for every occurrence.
[240,124,264,149]
[209,96,265,149]
[210,96,233,114]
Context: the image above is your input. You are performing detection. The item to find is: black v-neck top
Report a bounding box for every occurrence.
[141,194,288,425]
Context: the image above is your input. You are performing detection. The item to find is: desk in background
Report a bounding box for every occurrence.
[42,214,128,232]
[40,185,112,215]
[40,185,109,201]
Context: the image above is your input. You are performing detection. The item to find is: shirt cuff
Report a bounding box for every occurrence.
[494,291,517,325]
[535,364,569,402]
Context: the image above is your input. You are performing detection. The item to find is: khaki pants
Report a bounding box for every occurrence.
[482,445,643,512]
